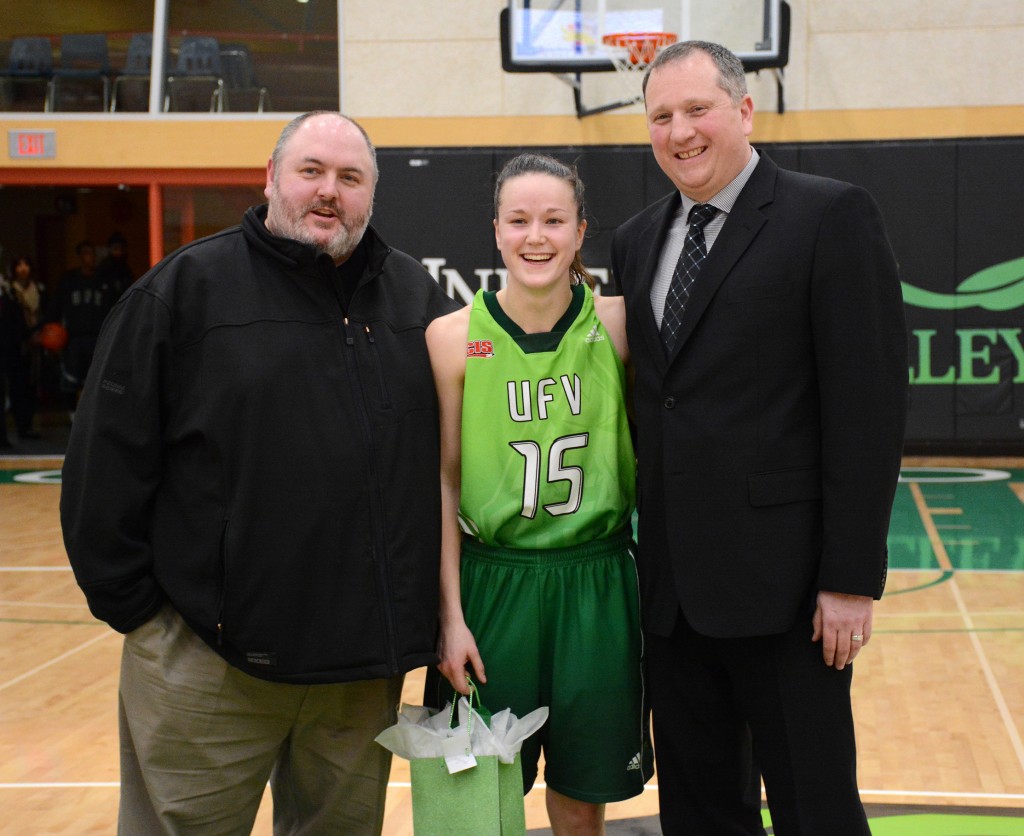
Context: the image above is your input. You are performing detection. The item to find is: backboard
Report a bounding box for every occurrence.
[502,0,782,74]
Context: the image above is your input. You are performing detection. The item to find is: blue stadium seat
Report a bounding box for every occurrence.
[164,36,225,112]
[110,33,153,112]
[51,34,111,112]
[0,37,55,111]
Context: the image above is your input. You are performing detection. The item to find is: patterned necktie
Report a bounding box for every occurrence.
[660,203,717,353]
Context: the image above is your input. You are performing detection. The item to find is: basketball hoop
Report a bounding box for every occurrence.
[602,31,677,70]
[600,31,676,107]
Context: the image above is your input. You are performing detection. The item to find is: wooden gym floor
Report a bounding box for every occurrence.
[1,454,1022,834]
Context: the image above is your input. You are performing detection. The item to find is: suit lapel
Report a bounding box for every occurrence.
[630,193,680,371]
[666,155,778,362]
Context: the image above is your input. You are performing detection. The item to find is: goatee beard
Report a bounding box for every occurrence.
[267,198,371,263]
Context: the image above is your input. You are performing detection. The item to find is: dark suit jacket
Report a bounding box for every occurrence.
[611,153,908,639]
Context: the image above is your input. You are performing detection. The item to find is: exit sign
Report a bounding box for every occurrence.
[8,130,56,159]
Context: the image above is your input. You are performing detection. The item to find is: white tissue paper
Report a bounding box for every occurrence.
[375,696,548,765]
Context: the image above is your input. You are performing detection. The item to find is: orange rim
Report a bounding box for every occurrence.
[601,31,677,65]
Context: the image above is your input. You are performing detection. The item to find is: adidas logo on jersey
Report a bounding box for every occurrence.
[626,753,643,771]
[467,339,494,358]
[584,324,605,343]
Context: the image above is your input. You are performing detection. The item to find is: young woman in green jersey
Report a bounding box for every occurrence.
[426,153,652,835]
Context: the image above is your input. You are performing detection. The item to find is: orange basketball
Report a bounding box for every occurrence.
[40,322,69,352]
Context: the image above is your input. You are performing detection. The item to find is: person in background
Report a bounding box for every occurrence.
[61,111,459,835]
[611,41,908,834]
[0,267,11,448]
[428,153,652,835]
[96,232,135,299]
[46,240,113,418]
[1,255,47,441]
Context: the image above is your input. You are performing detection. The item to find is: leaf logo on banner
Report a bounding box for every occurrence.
[901,256,1024,311]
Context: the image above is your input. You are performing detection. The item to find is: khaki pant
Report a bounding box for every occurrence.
[117,605,403,835]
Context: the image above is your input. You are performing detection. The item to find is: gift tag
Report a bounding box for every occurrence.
[442,729,477,774]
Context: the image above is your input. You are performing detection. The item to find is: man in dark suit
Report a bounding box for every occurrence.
[610,41,908,834]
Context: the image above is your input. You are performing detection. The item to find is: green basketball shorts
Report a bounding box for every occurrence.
[457,530,653,804]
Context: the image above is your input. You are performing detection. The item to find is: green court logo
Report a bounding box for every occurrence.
[902,256,1024,311]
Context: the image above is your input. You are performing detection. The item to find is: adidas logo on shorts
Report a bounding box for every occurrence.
[626,753,643,771]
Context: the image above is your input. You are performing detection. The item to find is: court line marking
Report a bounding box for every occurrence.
[14,616,1024,633]
[0,631,114,693]
[884,569,954,596]
[29,615,1024,632]
[885,568,1024,575]
[3,483,1021,793]
[856,789,1024,801]
[5,565,1019,574]
[910,482,1024,774]
[0,782,1022,803]
[876,609,1024,618]
[874,628,1024,635]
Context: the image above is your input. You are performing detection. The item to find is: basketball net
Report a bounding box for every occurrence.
[602,32,677,105]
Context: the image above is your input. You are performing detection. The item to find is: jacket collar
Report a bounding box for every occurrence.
[242,204,392,278]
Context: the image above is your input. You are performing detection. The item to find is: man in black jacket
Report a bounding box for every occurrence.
[61,112,459,834]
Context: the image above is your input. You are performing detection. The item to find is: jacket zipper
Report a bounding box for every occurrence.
[341,314,400,674]
[341,315,356,347]
[216,520,229,646]
[363,324,392,409]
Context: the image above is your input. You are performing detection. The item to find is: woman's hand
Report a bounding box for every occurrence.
[438,620,487,695]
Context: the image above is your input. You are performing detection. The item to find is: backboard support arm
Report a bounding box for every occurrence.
[557,72,642,118]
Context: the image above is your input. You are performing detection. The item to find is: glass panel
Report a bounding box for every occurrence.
[165,0,338,113]
[163,185,266,253]
[0,0,338,113]
[0,1,154,112]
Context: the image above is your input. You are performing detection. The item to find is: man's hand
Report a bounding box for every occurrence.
[811,591,873,670]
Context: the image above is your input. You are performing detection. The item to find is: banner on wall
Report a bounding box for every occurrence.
[903,257,1024,386]
[414,249,1024,444]
[374,142,1023,445]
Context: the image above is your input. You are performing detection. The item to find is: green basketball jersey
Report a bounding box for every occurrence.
[459,284,636,549]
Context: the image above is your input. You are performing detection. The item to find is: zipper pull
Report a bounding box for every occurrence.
[342,317,355,346]
[364,324,375,344]
[217,622,223,646]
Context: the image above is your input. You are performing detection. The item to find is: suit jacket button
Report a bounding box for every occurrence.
[664,396,675,409]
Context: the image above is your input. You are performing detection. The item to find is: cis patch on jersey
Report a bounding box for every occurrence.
[467,339,495,358]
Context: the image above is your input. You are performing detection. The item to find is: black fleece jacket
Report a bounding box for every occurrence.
[61,206,460,683]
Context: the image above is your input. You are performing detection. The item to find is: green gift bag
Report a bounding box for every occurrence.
[408,679,526,835]
[409,750,525,836]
